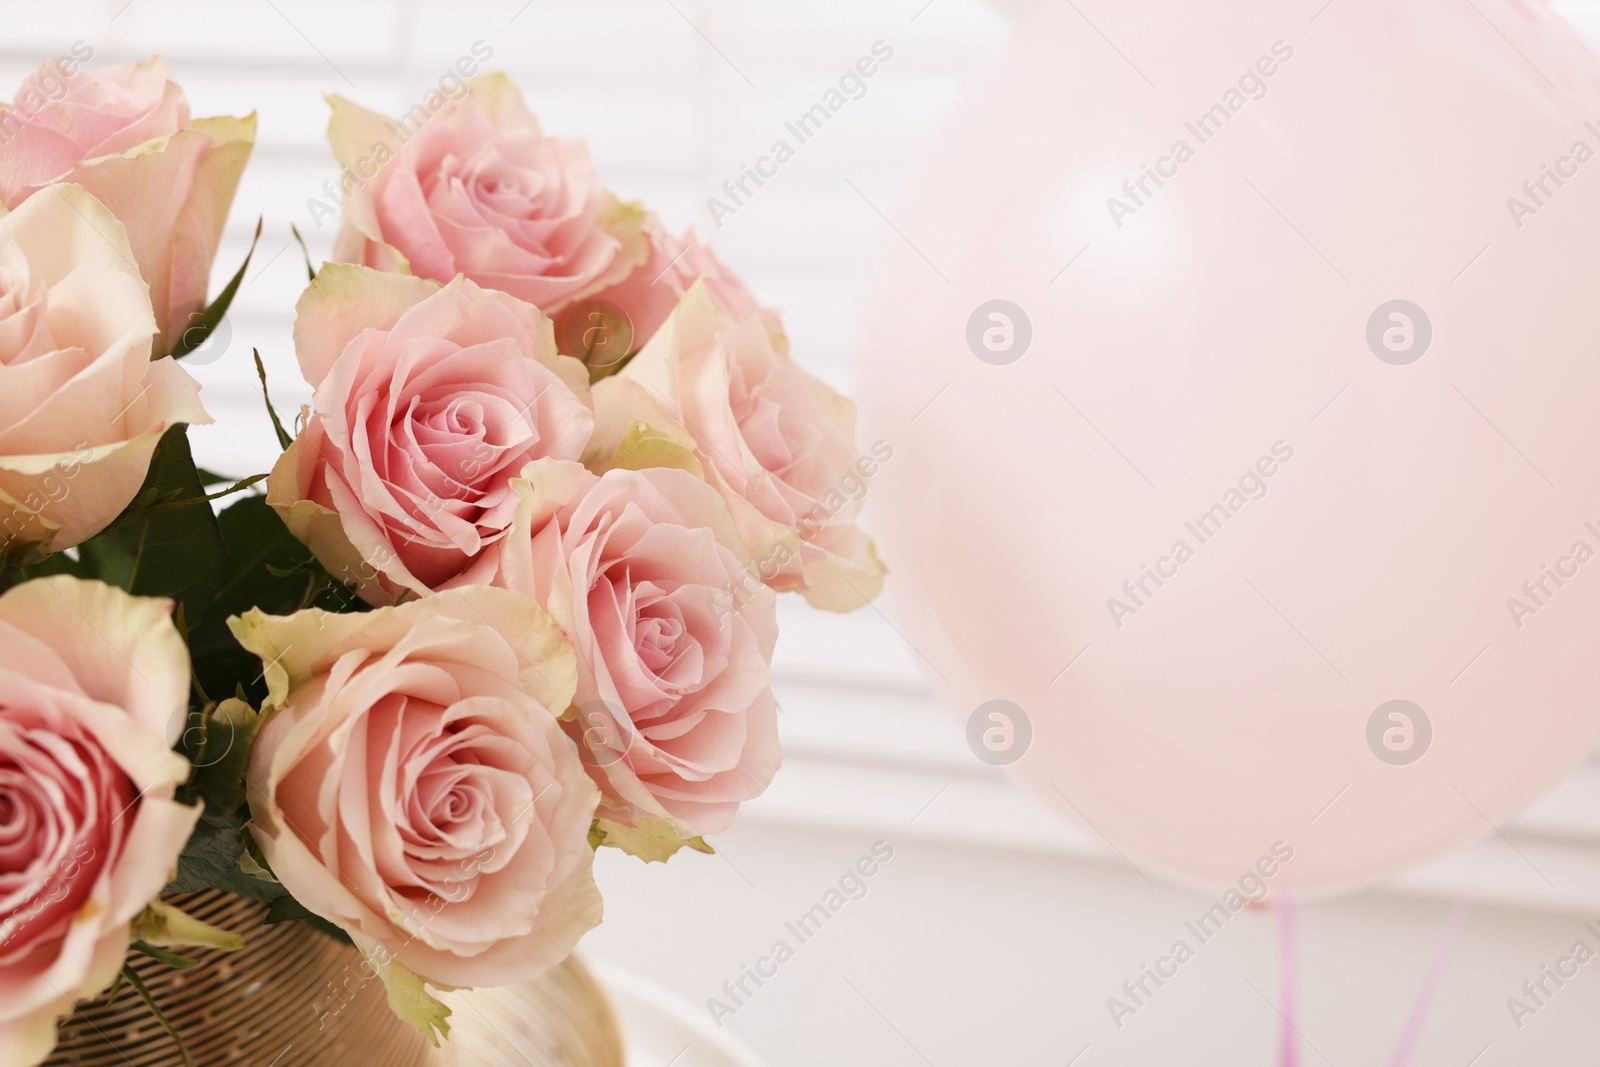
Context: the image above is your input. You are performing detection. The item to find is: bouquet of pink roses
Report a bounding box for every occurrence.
[0,53,883,1065]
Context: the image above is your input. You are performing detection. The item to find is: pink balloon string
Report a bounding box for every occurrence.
[1277,894,1298,1067]
[1385,901,1471,1067]
[1274,897,1471,1067]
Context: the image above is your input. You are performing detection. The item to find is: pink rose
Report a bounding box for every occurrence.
[326,74,645,317]
[268,264,593,605]
[234,587,600,1030]
[589,283,885,611]
[573,216,784,362]
[496,460,780,848]
[0,577,198,1066]
[0,184,209,555]
[0,56,256,354]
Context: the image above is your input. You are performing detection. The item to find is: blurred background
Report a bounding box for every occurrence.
[8,1,1600,1062]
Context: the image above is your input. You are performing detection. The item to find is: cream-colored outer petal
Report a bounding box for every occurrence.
[0,360,209,553]
[324,92,396,258]
[162,112,257,354]
[0,575,192,746]
[291,262,442,388]
[1,183,150,293]
[229,584,577,718]
[797,526,886,611]
[66,132,202,348]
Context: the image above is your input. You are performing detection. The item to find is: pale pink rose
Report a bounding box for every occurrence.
[327,74,645,318]
[0,577,198,1066]
[574,216,784,361]
[234,587,600,1026]
[589,283,885,611]
[0,56,256,354]
[268,264,593,605]
[0,184,209,555]
[496,460,780,844]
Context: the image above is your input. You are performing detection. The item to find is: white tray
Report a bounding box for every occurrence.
[586,958,767,1067]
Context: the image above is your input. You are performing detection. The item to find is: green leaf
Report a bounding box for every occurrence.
[187,495,319,704]
[99,475,267,528]
[129,941,200,970]
[133,901,244,953]
[188,473,269,503]
[167,808,287,901]
[212,496,316,616]
[264,897,354,945]
[121,964,197,1067]
[182,698,257,816]
[356,946,450,1046]
[76,425,226,627]
[254,348,294,451]
[166,809,242,893]
[16,551,87,581]
[170,217,261,360]
[194,468,236,487]
[238,834,279,885]
[263,897,312,926]
[590,816,712,862]
[291,223,318,282]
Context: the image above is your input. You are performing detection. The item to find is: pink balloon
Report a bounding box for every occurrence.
[858,0,1600,893]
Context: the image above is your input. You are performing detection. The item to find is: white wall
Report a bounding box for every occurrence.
[7,2,1600,1063]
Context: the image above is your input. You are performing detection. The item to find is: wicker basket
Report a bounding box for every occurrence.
[44,891,625,1067]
